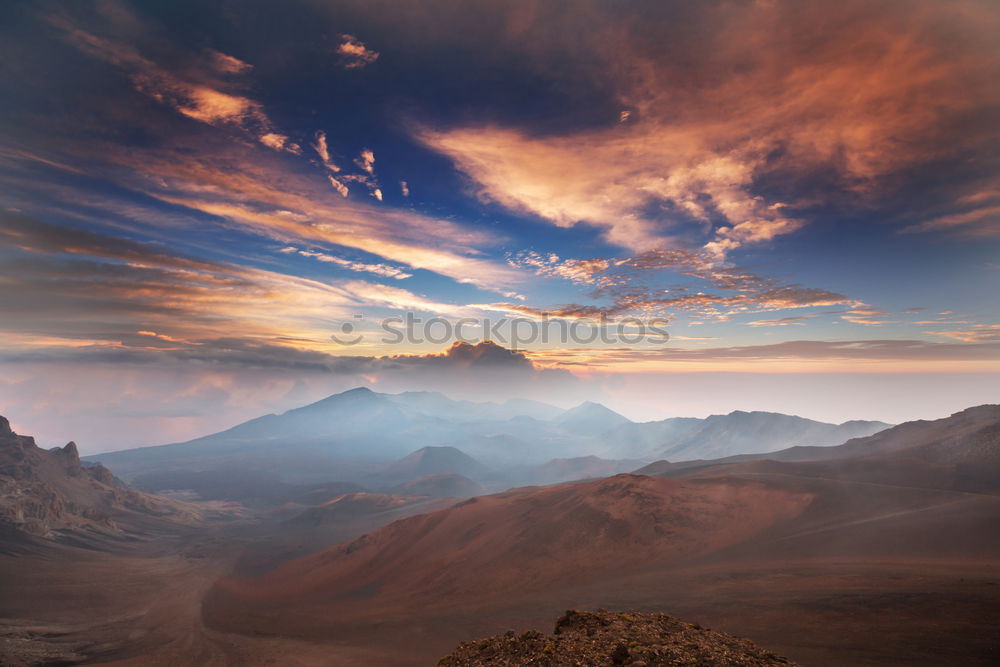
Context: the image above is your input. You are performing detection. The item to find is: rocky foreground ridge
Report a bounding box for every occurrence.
[0,415,197,539]
[438,610,800,666]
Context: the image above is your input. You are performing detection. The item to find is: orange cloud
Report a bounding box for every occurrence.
[417,0,1000,255]
[904,205,1000,236]
[526,339,1000,373]
[312,131,341,172]
[51,17,301,155]
[292,249,413,280]
[337,35,379,69]
[926,325,1000,343]
[0,214,478,355]
[748,316,812,327]
[840,308,893,326]
[71,127,523,291]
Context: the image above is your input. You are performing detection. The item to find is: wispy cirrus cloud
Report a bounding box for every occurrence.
[528,339,1000,372]
[503,247,856,321]
[749,316,813,327]
[122,142,516,288]
[49,15,300,154]
[0,212,472,354]
[281,246,413,279]
[903,204,1000,236]
[840,308,894,326]
[925,325,1000,343]
[4,100,520,292]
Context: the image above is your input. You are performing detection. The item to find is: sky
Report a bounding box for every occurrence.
[1,0,998,452]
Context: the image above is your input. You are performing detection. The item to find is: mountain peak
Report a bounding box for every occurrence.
[341,386,376,396]
[404,445,476,462]
[565,401,624,415]
[293,386,385,412]
[557,401,632,429]
[389,446,486,481]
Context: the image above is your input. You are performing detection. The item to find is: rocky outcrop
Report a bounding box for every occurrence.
[52,441,84,476]
[439,610,800,666]
[0,415,199,539]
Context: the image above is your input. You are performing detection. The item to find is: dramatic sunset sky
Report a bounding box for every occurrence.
[1,0,998,451]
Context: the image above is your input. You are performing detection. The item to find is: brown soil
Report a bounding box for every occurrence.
[439,609,801,666]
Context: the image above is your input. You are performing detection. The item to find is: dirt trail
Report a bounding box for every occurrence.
[0,528,413,666]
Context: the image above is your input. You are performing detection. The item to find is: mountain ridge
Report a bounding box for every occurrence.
[85,388,891,483]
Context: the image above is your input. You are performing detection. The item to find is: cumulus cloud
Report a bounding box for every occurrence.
[384,340,532,369]
[374,340,580,403]
[355,148,375,174]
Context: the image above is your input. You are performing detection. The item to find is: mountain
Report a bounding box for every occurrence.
[204,405,1000,666]
[770,403,1000,465]
[638,404,1000,493]
[498,398,564,421]
[0,416,199,542]
[554,401,632,434]
[84,387,412,479]
[391,473,486,498]
[601,417,706,459]
[381,446,489,483]
[453,433,543,468]
[655,410,891,460]
[85,387,890,488]
[10,405,1000,666]
[388,391,562,422]
[440,609,800,666]
[85,388,567,480]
